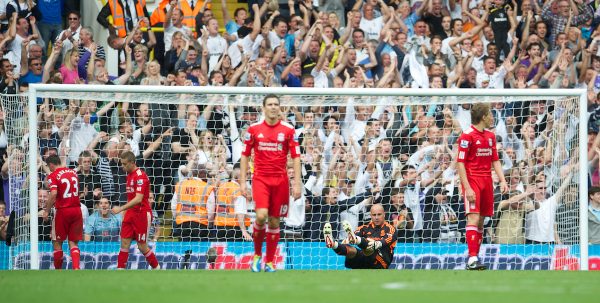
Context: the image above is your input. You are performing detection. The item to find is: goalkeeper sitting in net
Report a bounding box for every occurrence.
[323,204,397,269]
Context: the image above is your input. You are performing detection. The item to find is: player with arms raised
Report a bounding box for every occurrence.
[240,94,302,272]
[112,151,160,269]
[456,103,508,270]
[44,155,83,270]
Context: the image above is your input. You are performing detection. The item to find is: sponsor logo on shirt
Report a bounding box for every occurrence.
[277,133,285,142]
[476,148,492,157]
[460,140,469,148]
[257,141,279,151]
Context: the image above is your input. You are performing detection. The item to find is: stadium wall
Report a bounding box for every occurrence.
[2,243,600,270]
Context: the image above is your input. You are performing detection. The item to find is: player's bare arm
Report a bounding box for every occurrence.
[292,156,302,199]
[457,162,475,202]
[239,155,249,198]
[492,160,508,194]
[44,189,57,222]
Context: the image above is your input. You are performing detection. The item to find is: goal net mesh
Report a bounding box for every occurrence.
[1,88,586,270]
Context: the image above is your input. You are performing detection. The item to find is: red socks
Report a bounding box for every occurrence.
[265,227,280,264]
[143,249,160,269]
[117,249,129,269]
[466,225,479,257]
[253,222,266,257]
[70,247,80,270]
[53,250,63,270]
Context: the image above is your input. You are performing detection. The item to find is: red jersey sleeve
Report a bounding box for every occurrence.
[490,133,499,162]
[134,171,149,196]
[289,129,300,159]
[47,172,57,192]
[241,126,254,157]
[456,133,471,163]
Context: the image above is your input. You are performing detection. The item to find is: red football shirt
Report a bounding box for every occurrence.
[126,168,151,212]
[456,125,499,177]
[47,167,80,208]
[241,120,300,176]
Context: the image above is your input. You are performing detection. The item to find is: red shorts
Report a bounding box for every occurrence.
[252,174,290,217]
[461,176,494,217]
[52,207,83,242]
[121,210,152,243]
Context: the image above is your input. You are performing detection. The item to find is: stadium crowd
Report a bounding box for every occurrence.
[1,0,600,246]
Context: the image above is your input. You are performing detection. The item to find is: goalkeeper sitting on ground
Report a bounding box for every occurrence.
[324,204,397,269]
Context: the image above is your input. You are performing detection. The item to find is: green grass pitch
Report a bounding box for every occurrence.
[1,270,598,303]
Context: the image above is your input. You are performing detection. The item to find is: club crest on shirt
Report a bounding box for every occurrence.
[460,140,469,148]
[277,133,285,142]
[488,138,493,147]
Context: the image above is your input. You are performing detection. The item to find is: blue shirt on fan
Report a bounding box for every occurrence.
[38,0,63,25]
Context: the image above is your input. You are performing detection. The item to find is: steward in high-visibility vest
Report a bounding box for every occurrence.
[97,0,150,38]
[171,164,215,241]
[150,0,211,28]
[213,164,252,241]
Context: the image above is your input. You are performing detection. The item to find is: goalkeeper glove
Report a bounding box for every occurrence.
[367,240,382,251]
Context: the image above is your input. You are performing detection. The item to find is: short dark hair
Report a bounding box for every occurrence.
[234,7,246,17]
[46,155,61,166]
[353,28,365,37]
[401,165,416,176]
[79,150,92,160]
[590,187,600,197]
[262,94,280,106]
[120,151,136,163]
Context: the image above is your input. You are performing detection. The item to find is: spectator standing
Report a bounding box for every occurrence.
[213,163,252,241]
[36,0,62,50]
[77,150,103,210]
[589,186,600,244]
[97,0,150,38]
[56,11,82,58]
[170,163,215,241]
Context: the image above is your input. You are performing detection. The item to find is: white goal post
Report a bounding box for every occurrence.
[21,84,588,270]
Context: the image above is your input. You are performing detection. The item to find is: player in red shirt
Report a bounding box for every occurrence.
[43,155,83,270]
[240,94,302,272]
[111,151,160,269]
[456,103,508,270]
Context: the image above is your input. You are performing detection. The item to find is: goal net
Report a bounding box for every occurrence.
[2,85,590,270]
